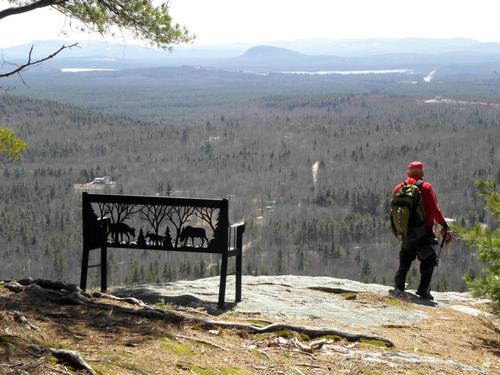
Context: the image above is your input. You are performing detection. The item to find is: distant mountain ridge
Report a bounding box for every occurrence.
[241,45,305,58]
[274,37,500,56]
[3,38,500,71]
[6,37,500,59]
[222,45,348,69]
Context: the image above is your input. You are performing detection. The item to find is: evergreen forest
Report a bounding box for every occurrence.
[1,67,499,293]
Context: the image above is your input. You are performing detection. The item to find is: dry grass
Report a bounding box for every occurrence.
[0,287,498,374]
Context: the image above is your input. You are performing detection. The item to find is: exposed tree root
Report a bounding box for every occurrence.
[4,278,395,348]
[4,281,25,293]
[50,348,97,375]
[191,319,394,346]
[292,337,327,352]
[0,334,96,374]
[92,291,150,308]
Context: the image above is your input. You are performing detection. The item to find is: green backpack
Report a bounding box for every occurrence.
[390,180,427,240]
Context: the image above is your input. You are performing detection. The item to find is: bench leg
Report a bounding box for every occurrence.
[80,247,89,290]
[218,252,228,308]
[236,247,242,303]
[100,245,108,292]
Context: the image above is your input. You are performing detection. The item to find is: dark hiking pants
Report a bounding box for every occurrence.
[394,238,437,294]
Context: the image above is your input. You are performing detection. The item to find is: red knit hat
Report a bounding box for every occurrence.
[407,161,424,177]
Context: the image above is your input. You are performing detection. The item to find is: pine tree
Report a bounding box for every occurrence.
[137,229,146,247]
[163,227,173,249]
[454,179,499,313]
[164,266,171,281]
[297,248,305,272]
[361,260,371,281]
[131,262,140,283]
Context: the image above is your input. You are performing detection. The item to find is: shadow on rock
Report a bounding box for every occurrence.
[389,290,439,307]
[112,286,236,316]
[404,293,438,307]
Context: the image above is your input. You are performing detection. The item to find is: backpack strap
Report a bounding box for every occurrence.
[413,179,427,226]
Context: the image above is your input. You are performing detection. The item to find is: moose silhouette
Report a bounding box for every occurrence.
[108,222,135,243]
[180,225,208,247]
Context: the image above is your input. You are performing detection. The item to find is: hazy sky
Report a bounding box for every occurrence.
[1,0,500,47]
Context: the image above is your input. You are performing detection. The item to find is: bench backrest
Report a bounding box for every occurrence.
[82,192,229,253]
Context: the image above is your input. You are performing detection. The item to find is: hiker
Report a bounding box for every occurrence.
[392,161,452,300]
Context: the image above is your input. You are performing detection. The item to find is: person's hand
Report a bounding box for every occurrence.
[440,226,453,244]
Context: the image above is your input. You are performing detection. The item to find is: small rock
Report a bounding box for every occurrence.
[277,337,288,345]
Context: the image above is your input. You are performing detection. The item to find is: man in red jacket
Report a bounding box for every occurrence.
[393,161,451,300]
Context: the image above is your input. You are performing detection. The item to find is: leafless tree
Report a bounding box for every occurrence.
[194,207,218,231]
[96,203,139,224]
[168,206,196,248]
[140,205,172,236]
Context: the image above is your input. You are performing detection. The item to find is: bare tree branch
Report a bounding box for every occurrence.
[140,205,172,234]
[0,0,63,21]
[168,206,196,247]
[113,203,140,223]
[0,43,78,79]
[195,207,218,231]
[1,1,191,83]
[97,202,113,220]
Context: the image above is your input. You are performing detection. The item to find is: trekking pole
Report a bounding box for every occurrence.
[435,228,448,267]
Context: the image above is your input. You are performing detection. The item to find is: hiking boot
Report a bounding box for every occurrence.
[416,291,434,300]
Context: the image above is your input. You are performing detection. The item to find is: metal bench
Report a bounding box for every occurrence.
[80,192,245,307]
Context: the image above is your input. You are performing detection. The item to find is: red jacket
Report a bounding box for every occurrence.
[393,177,446,228]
